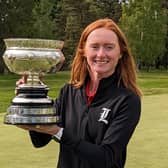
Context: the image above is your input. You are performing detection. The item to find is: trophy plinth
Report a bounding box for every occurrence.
[3,38,64,125]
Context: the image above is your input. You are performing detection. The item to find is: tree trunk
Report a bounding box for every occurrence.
[0,39,7,74]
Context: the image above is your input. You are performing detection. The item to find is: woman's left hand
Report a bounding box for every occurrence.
[17,124,60,135]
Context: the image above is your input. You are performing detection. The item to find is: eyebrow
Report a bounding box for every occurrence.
[89,42,116,45]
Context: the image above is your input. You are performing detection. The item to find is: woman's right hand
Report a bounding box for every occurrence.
[16,74,28,86]
[15,74,28,95]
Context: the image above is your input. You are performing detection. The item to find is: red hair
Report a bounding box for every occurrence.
[70,18,142,97]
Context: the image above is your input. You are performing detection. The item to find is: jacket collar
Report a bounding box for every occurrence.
[83,71,121,105]
[84,70,120,91]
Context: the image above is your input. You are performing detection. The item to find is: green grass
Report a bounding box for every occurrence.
[0,71,168,168]
[126,94,168,168]
[138,71,168,95]
[0,114,59,168]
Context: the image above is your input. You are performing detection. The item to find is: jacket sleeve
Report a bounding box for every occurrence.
[60,93,141,168]
[29,86,66,148]
[29,131,52,148]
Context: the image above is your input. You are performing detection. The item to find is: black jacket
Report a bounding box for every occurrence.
[29,73,141,168]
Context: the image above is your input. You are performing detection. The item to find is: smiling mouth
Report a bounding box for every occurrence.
[93,60,109,64]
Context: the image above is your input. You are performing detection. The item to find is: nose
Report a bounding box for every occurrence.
[97,47,106,57]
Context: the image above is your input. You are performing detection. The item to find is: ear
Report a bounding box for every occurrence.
[119,54,122,59]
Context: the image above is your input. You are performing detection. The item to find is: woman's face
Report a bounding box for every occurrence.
[84,27,121,79]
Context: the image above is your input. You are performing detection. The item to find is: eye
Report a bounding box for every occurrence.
[90,44,99,50]
[105,44,115,50]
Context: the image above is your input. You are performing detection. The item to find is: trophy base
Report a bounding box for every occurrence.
[4,105,59,125]
[4,86,60,125]
[4,114,59,125]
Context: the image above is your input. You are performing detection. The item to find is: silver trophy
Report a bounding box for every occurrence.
[3,38,65,125]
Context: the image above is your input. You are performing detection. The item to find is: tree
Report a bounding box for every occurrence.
[161,0,168,68]
[0,0,35,73]
[31,0,56,39]
[61,0,92,67]
[51,0,66,40]
[90,0,122,22]
[120,0,167,70]
[0,0,34,37]
[162,0,168,9]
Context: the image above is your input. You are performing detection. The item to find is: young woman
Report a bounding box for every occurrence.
[18,18,142,168]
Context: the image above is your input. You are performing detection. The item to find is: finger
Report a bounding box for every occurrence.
[16,74,28,86]
[16,79,24,86]
[35,125,41,129]
[17,125,31,130]
[17,125,36,131]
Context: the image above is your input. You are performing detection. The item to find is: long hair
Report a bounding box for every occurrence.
[69,18,142,97]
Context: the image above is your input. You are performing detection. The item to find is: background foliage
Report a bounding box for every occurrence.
[120,0,168,70]
[0,0,168,72]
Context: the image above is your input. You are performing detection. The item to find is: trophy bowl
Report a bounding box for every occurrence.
[3,38,65,125]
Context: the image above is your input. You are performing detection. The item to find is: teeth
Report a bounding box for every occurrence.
[94,60,109,64]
